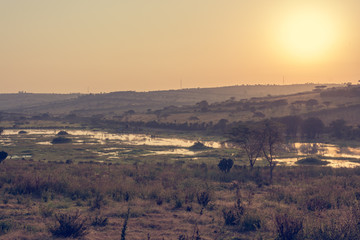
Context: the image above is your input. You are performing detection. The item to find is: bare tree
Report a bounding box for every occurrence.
[261,120,284,182]
[228,123,264,168]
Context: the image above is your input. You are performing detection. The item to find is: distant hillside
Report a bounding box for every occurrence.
[122,84,360,126]
[0,93,80,112]
[0,84,339,116]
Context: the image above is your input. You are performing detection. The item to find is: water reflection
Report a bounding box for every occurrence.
[292,143,360,159]
[144,148,198,156]
[275,157,360,168]
[9,155,32,159]
[3,129,220,148]
[3,129,360,167]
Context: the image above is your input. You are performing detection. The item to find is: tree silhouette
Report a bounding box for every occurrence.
[0,151,8,164]
[261,120,284,182]
[278,116,302,139]
[228,123,263,168]
[301,117,324,139]
[218,158,234,173]
[329,119,350,139]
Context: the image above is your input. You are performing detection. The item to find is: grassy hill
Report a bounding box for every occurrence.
[0,93,80,112]
[3,83,359,129]
[123,84,360,126]
[0,84,339,117]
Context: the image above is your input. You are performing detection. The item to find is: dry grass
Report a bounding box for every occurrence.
[1,159,360,239]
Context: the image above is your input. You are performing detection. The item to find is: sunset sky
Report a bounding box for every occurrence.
[1,0,359,93]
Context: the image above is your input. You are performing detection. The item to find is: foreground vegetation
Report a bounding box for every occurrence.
[1,158,360,239]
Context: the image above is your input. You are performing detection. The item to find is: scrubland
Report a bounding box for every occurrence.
[1,158,360,239]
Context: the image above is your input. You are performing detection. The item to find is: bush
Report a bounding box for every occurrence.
[223,209,238,226]
[57,131,69,136]
[306,197,332,211]
[241,213,261,232]
[197,191,211,214]
[49,212,87,238]
[91,216,108,227]
[0,151,8,163]
[223,199,245,226]
[174,197,183,209]
[274,213,303,240]
[218,158,234,173]
[0,221,12,235]
[189,142,209,150]
[51,137,72,144]
[90,193,106,210]
[222,199,260,232]
[39,205,54,218]
[306,218,357,240]
[295,157,329,166]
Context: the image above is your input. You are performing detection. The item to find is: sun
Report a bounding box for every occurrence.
[277,7,338,62]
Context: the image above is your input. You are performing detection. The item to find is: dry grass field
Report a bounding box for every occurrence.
[2,158,360,239]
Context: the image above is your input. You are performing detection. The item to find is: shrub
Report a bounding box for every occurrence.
[0,151,8,163]
[39,205,54,218]
[51,137,72,144]
[274,213,303,240]
[295,157,329,166]
[241,213,261,232]
[156,196,163,205]
[222,199,260,232]
[218,158,234,173]
[174,197,183,209]
[91,216,108,227]
[223,199,245,226]
[306,218,357,240]
[189,142,209,150]
[57,131,69,136]
[197,191,211,207]
[0,221,12,235]
[223,209,238,226]
[49,212,87,238]
[90,193,106,210]
[66,159,73,164]
[197,191,211,214]
[306,197,332,211]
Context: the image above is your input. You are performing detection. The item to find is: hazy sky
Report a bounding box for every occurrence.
[1,0,359,93]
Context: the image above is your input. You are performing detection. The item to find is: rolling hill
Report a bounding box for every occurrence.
[0,84,339,117]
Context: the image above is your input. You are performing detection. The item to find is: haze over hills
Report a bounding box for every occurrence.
[0,84,340,116]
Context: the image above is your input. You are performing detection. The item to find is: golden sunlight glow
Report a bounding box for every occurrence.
[278,7,338,62]
[0,1,359,92]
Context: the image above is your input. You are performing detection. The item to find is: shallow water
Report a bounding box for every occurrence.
[276,143,360,168]
[2,129,220,149]
[144,148,198,156]
[275,157,360,168]
[9,155,32,159]
[3,129,360,166]
[292,142,360,159]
